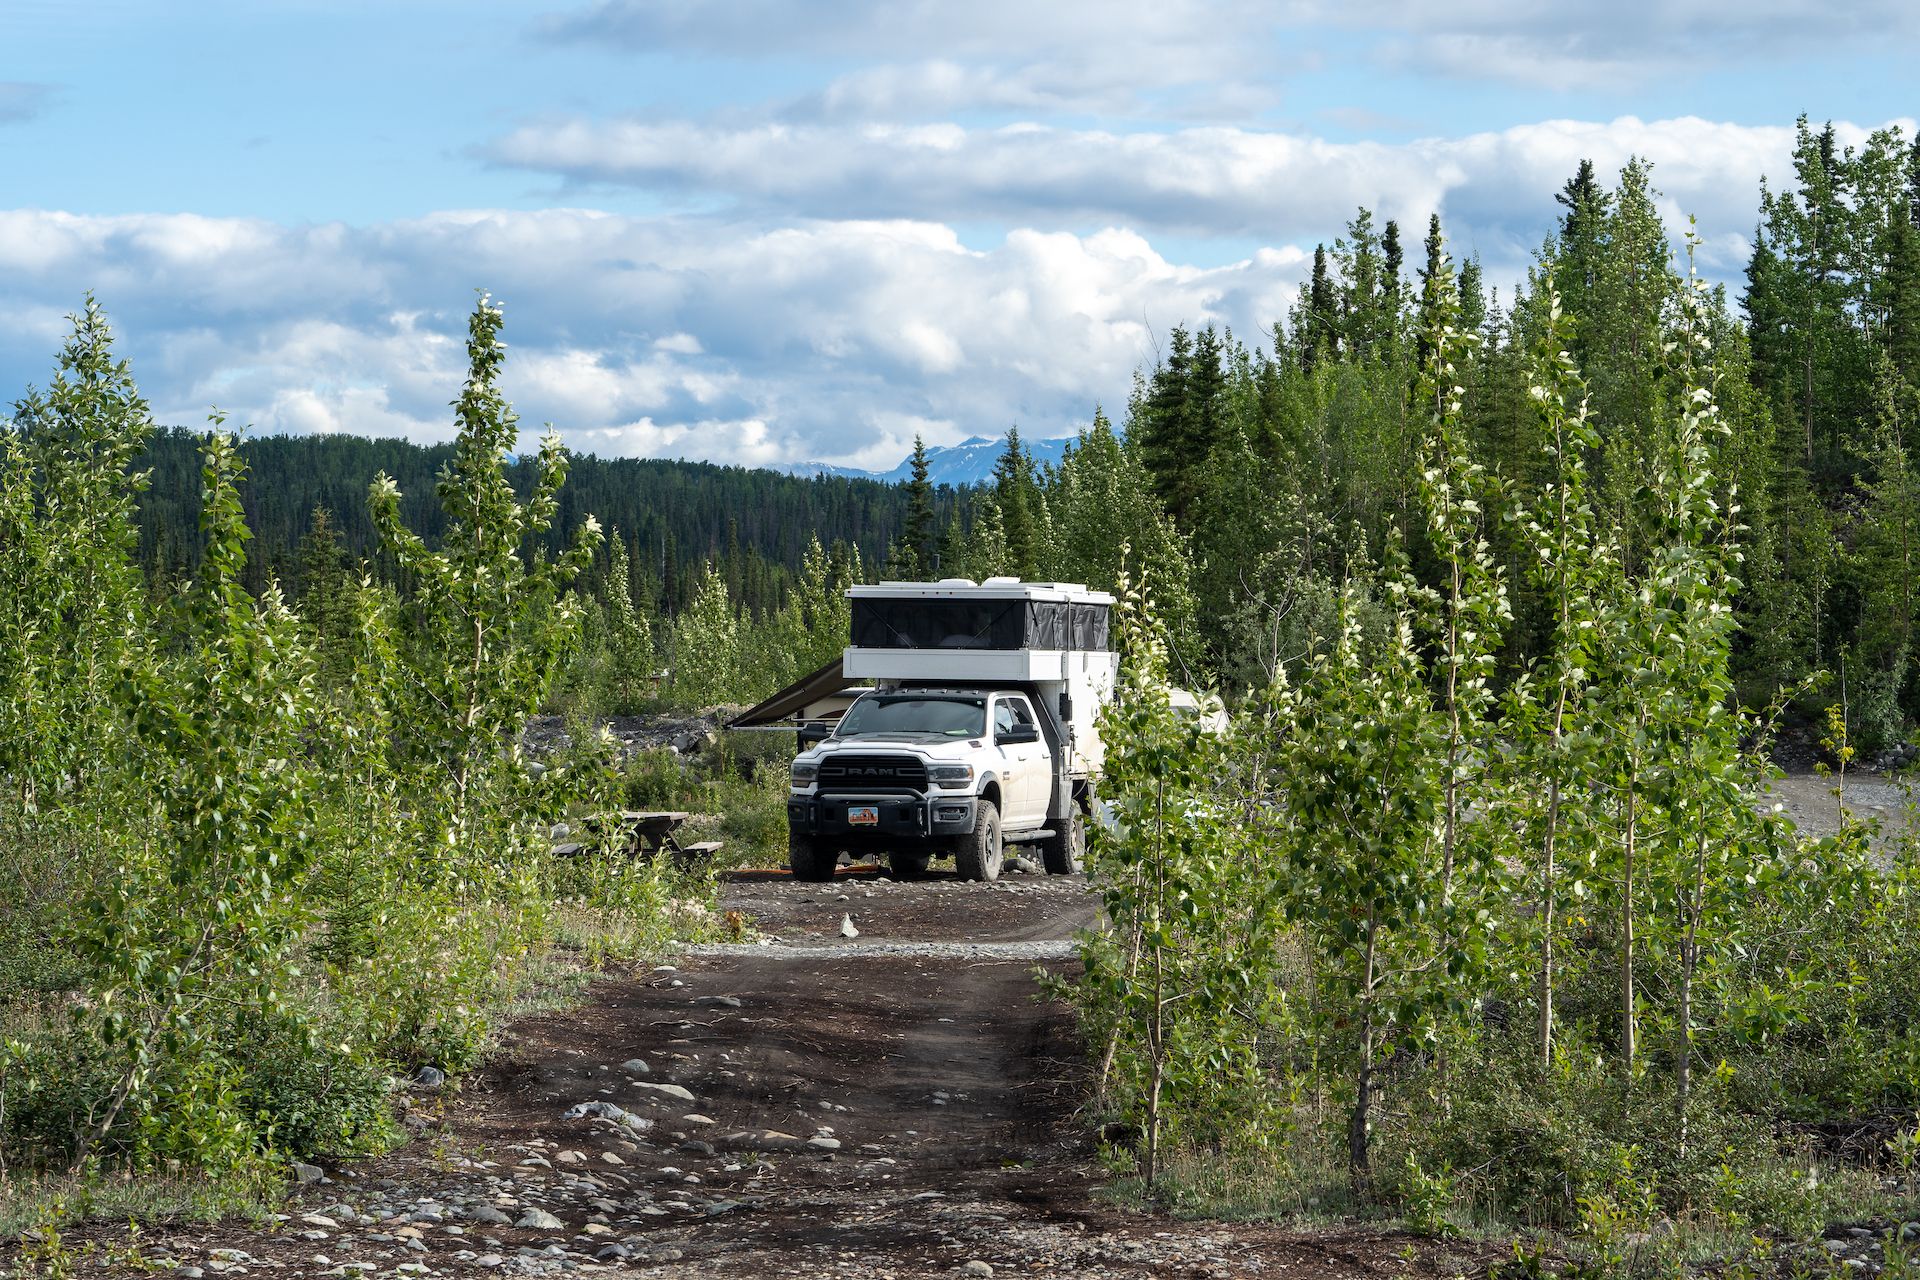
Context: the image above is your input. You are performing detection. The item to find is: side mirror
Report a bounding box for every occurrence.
[999,725,1040,745]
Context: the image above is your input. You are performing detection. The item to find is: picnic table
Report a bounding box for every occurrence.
[554,810,723,865]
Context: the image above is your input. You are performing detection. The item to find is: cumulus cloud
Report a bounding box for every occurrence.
[487,113,1909,270]
[16,109,1897,470]
[0,210,1298,468]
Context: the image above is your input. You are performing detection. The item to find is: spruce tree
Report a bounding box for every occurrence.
[897,435,936,578]
[1458,257,1489,338]
[935,509,969,579]
[1886,136,1920,386]
[1416,215,1449,369]
[1297,246,1338,371]
[1334,208,1384,359]
[1552,158,1610,342]
[993,429,1040,579]
[295,505,355,684]
[1381,218,1405,348]
[1137,325,1227,530]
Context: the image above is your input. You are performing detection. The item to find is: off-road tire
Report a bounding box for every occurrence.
[954,802,1004,882]
[1040,802,1086,875]
[788,834,837,882]
[888,848,932,880]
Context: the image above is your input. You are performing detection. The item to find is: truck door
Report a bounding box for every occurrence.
[993,695,1047,824]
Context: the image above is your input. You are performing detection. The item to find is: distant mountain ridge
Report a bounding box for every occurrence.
[779,433,1073,487]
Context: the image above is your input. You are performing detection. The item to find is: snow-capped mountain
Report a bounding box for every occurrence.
[778,433,1073,487]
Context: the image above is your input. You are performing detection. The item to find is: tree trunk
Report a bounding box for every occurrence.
[1620,773,1638,1071]
[1348,916,1378,1198]
[1538,776,1559,1062]
[1676,932,1696,1148]
[1142,780,1169,1189]
[1676,827,1711,1154]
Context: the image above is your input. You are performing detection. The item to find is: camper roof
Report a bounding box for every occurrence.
[852,578,1115,606]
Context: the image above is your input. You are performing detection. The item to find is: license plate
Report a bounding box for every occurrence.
[848,805,879,827]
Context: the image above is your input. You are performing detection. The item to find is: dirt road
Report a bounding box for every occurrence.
[40,868,1488,1279]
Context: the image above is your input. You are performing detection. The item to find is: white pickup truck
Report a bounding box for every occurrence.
[785,579,1117,882]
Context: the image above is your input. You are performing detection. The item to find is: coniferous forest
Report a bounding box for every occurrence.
[8,118,1920,1272]
[131,428,941,620]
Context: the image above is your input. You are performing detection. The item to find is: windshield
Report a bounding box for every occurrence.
[836,695,986,739]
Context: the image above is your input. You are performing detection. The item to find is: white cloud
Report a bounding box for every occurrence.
[488,113,1912,262]
[539,0,1276,65]
[12,106,1904,472]
[537,0,1285,120]
[564,416,788,468]
[0,208,1294,468]
[826,412,963,471]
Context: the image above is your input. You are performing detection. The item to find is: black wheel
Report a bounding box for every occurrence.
[954,802,1004,882]
[888,848,932,880]
[1041,802,1086,875]
[788,834,837,882]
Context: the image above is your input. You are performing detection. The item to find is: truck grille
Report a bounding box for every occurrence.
[817,754,928,792]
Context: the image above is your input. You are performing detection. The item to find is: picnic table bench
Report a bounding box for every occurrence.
[553,810,723,865]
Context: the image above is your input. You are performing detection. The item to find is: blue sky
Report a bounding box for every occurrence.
[3,1,1916,469]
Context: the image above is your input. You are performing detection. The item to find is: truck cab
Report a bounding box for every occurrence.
[785,579,1116,882]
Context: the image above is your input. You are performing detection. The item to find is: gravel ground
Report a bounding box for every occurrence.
[19,867,1501,1279]
[1766,771,1920,857]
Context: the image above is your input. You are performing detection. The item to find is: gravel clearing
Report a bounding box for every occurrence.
[26,869,1501,1277]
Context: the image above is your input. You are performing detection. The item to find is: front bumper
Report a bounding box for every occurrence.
[789,792,978,839]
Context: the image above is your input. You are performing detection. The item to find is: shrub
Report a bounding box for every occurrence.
[229,1013,399,1162]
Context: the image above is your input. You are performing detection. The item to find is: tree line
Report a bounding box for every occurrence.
[133,426,950,621]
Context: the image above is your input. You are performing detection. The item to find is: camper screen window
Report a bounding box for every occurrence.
[849,597,1111,650]
[1025,602,1065,648]
[1071,603,1111,650]
[850,599,1025,649]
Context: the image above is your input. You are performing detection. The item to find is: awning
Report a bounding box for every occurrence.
[728,655,866,729]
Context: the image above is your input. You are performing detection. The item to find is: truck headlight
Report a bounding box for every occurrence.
[790,762,818,787]
[928,763,973,788]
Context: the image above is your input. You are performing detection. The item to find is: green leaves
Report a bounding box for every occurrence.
[64,416,323,1171]
[669,563,743,707]
[0,298,155,809]
[370,294,600,855]
[1076,571,1285,1185]
[0,295,691,1183]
